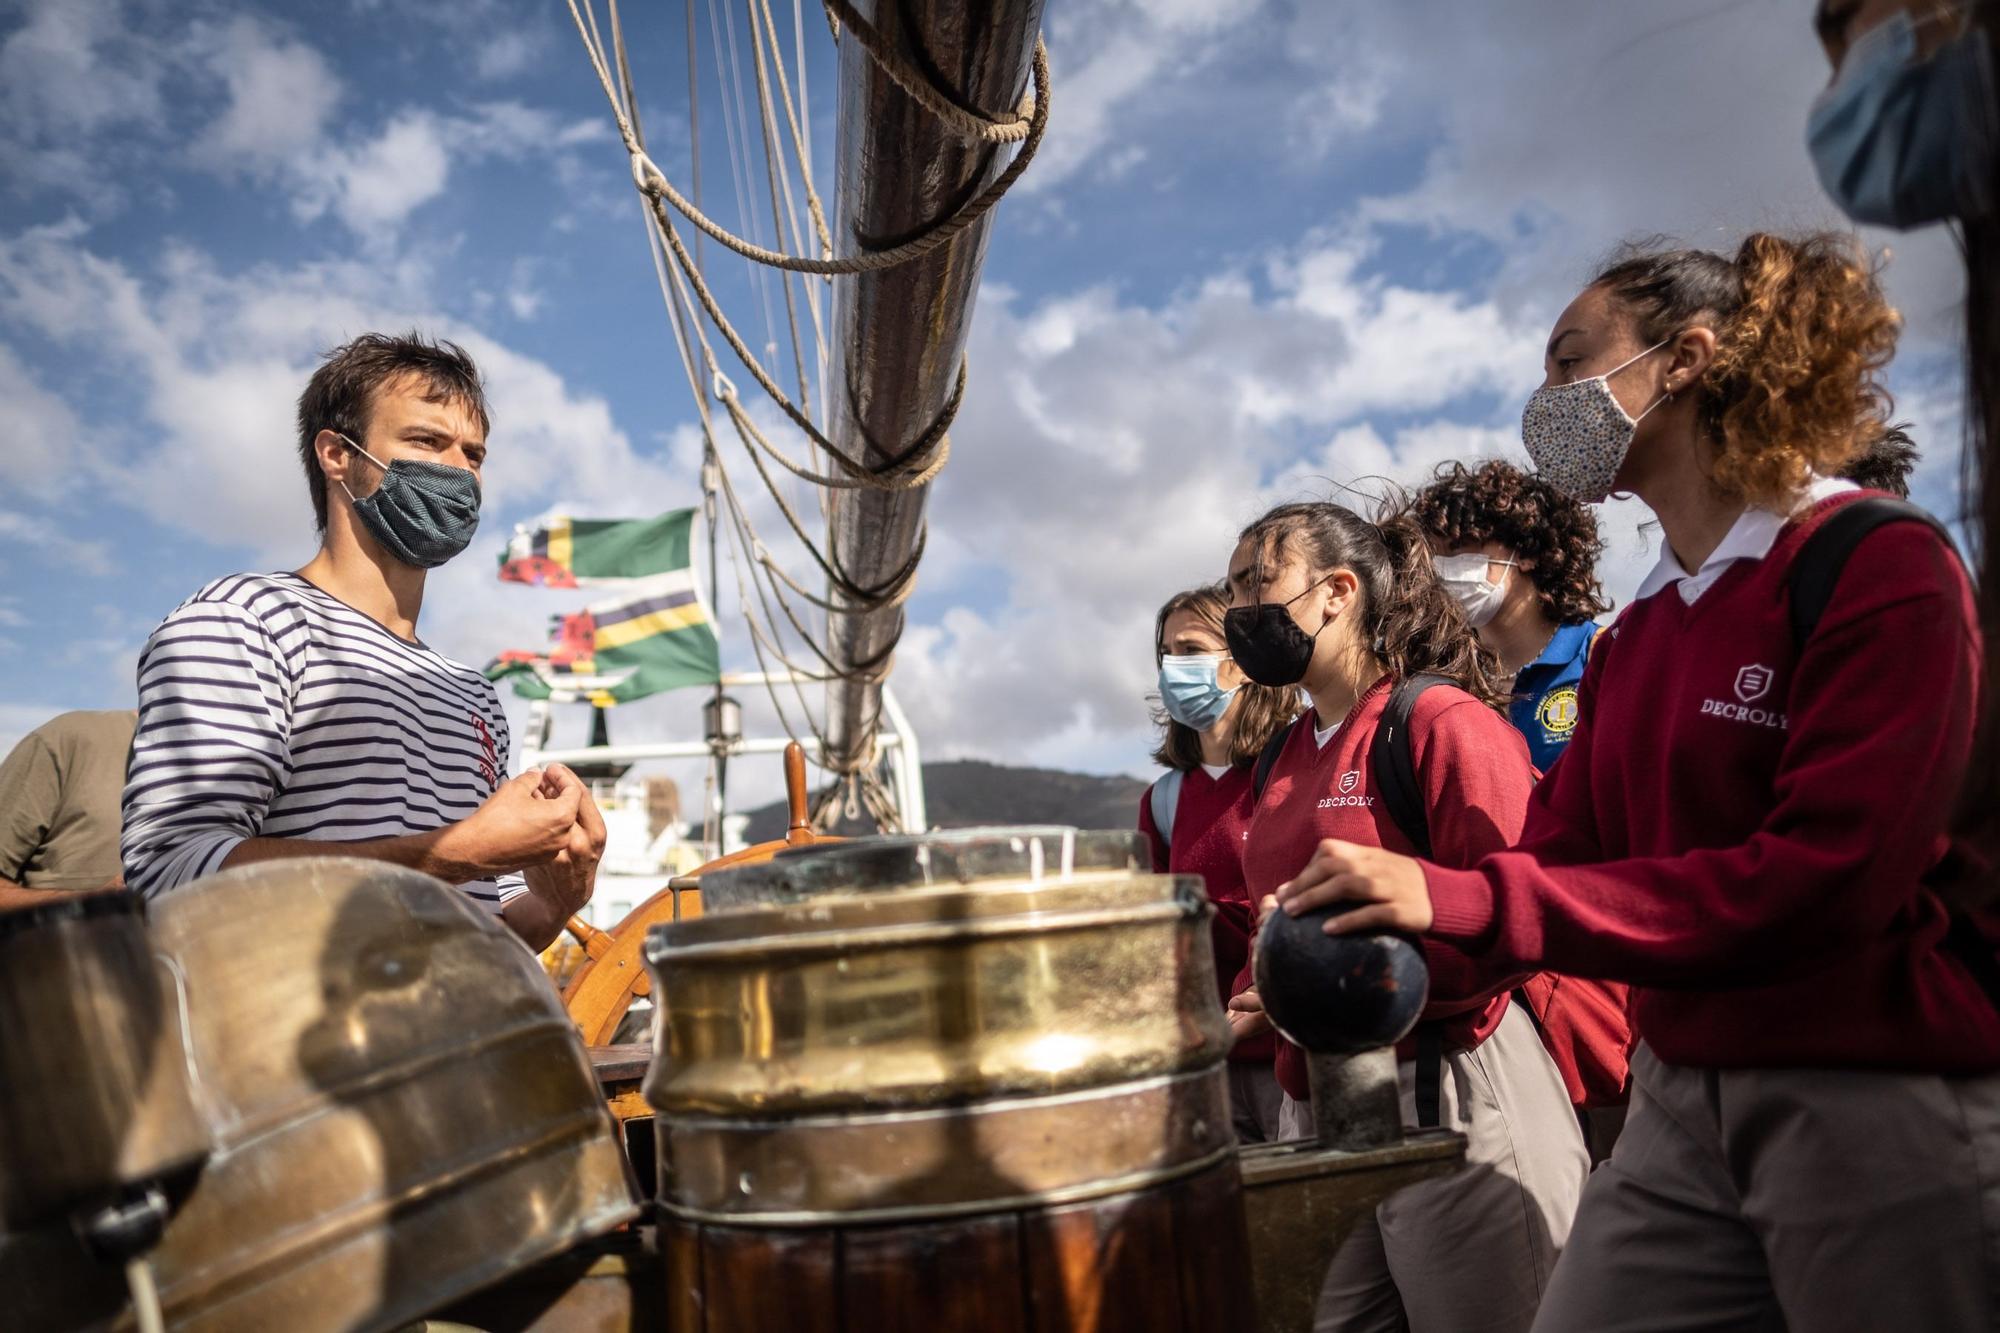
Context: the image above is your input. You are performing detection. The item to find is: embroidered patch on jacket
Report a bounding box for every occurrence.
[1537,686,1579,736]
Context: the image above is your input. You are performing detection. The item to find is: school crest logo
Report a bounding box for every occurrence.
[1734,664,1773,704]
[1338,770,1360,794]
[1537,686,1580,736]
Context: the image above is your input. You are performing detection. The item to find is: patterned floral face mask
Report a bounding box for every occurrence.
[1521,338,1671,503]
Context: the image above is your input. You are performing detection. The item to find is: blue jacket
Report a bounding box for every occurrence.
[1507,621,1598,772]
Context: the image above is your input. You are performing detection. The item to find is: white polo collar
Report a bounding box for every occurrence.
[1633,476,1858,606]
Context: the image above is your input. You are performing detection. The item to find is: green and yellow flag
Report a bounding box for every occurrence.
[486,509,721,705]
[498,509,702,587]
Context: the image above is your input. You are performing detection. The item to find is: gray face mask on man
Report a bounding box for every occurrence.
[336,435,482,569]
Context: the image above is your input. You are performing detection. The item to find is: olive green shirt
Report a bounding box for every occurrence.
[0,710,136,891]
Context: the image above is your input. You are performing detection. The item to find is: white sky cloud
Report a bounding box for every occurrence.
[1029,0,1263,192]
[187,16,342,171]
[0,509,116,578]
[0,343,81,499]
[0,0,164,139]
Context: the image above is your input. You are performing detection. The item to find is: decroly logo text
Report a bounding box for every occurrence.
[1701,662,1786,731]
[1319,770,1372,809]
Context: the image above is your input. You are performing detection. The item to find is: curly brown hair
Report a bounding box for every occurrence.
[1408,460,1611,624]
[1836,422,1919,498]
[1593,232,1901,508]
[1150,584,1301,771]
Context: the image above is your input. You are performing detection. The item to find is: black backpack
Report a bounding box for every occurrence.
[1785,497,2000,1010]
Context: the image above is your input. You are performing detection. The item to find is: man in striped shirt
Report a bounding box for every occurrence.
[121,333,602,950]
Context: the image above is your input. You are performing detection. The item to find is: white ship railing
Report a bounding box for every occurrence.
[518,672,927,835]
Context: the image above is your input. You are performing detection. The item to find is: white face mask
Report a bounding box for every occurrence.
[1433,552,1515,628]
[1521,338,1671,502]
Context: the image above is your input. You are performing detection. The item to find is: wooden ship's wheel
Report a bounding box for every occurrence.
[559,741,834,1049]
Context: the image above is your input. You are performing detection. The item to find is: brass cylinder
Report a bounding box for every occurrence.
[0,893,209,1230]
[3,859,638,1333]
[644,829,1235,1224]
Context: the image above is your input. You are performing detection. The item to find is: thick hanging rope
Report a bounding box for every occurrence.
[569,0,1050,277]
[627,40,1046,277]
[819,0,1036,142]
[567,0,1050,785]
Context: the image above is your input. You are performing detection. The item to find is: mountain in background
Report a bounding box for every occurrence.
[741,759,1150,843]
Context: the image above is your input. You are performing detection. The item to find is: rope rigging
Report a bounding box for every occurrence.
[565,0,1050,818]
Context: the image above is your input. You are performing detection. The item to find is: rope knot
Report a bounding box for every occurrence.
[629,149,664,196]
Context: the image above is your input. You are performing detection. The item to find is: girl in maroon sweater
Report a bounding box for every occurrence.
[1226,502,1587,1333]
[1284,233,2000,1330]
[1137,582,1300,1143]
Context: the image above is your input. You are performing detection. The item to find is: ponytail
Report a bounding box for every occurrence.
[1237,502,1507,707]
[1594,231,1901,508]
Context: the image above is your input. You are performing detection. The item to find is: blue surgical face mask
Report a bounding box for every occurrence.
[337,435,482,569]
[1807,10,1996,229]
[1158,654,1238,731]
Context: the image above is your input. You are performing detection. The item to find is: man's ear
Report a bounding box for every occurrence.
[316,430,363,489]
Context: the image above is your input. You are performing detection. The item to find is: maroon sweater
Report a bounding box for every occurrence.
[1425,494,2000,1073]
[1139,764,1274,1064]
[1243,678,1536,1100]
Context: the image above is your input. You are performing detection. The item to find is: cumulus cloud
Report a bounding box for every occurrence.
[290,112,456,237]
[1028,0,1264,192]
[1274,1,1967,344]
[878,235,1599,775]
[187,17,343,171]
[0,220,686,609]
[475,30,543,82]
[0,0,164,141]
[0,509,116,578]
[0,343,83,499]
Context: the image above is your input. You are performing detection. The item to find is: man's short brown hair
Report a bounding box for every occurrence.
[295,332,490,533]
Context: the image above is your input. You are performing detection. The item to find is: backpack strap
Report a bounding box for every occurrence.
[1413,1022,1445,1129]
[1250,718,1299,800]
[1369,673,1453,859]
[1374,674,1454,1127]
[1945,911,2000,1013]
[1786,498,2000,1012]
[1148,768,1184,847]
[1787,496,1956,650]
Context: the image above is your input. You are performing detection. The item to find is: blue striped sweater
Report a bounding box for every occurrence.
[120,572,527,910]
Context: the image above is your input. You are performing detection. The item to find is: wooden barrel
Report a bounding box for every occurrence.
[3,860,638,1333]
[643,828,1255,1332]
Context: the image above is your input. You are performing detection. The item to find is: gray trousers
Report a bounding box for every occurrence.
[1279,1001,1590,1333]
[1534,1043,2000,1332]
[1230,1061,1285,1143]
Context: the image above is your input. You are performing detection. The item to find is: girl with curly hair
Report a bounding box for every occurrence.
[1138,583,1301,1142]
[1273,231,2000,1329]
[1410,460,1610,772]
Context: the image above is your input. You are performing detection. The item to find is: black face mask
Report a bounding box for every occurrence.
[1224,578,1329,687]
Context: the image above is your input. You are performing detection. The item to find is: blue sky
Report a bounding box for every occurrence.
[0,0,1975,809]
